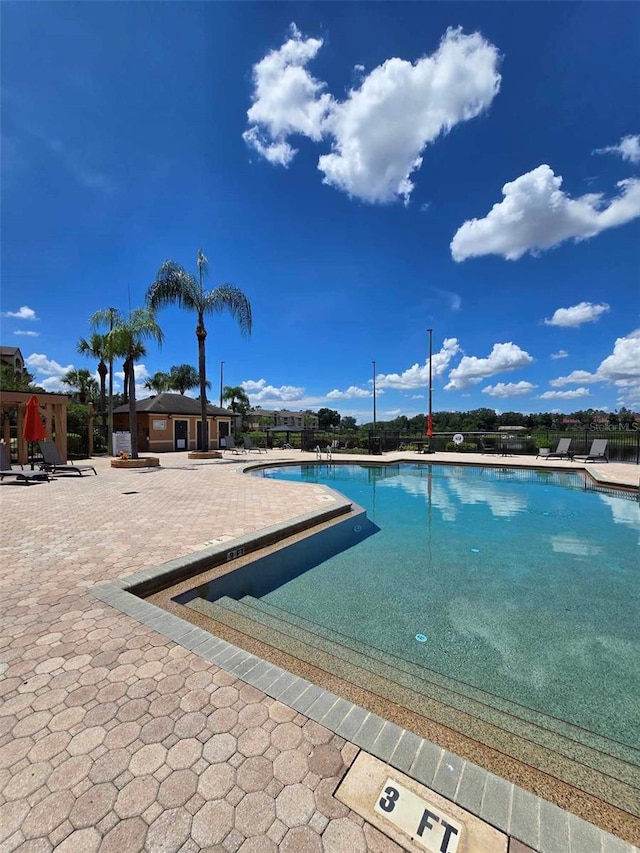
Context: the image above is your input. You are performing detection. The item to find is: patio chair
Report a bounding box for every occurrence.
[223,435,245,454]
[539,438,572,460]
[39,441,97,476]
[0,444,50,485]
[243,435,266,453]
[572,439,609,463]
[480,438,500,454]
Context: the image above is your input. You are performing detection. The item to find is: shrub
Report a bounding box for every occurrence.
[445,441,477,452]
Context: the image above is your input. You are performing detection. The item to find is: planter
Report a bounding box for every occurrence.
[111,457,160,468]
[187,451,222,460]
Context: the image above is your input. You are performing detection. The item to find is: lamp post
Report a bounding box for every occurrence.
[219,361,225,409]
[427,329,433,446]
[372,360,377,429]
[108,307,116,456]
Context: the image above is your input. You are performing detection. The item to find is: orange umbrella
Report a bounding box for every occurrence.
[23,395,46,469]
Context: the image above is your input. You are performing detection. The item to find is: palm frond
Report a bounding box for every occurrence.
[147,262,200,312]
[202,285,253,336]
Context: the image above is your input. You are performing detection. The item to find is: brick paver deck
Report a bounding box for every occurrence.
[1,449,638,853]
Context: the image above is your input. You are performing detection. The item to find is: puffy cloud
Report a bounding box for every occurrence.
[115,363,150,399]
[445,342,532,391]
[243,24,333,166]
[377,338,461,390]
[327,385,373,399]
[451,165,640,261]
[549,331,640,405]
[245,25,501,204]
[544,301,609,327]
[550,350,568,359]
[594,133,640,164]
[538,388,591,400]
[14,330,39,337]
[241,378,305,403]
[2,305,38,320]
[482,381,537,397]
[26,353,73,377]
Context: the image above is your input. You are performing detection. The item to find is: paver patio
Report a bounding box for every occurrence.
[1,449,638,852]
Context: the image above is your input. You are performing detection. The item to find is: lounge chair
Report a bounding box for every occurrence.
[539,438,572,460]
[0,444,50,484]
[223,435,245,454]
[39,440,97,476]
[572,439,608,463]
[243,435,266,453]
[480,438,500,454]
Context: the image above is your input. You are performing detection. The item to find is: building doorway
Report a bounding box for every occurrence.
[174,420,188,451]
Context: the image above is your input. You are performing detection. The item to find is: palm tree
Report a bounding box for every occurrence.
[77,332,109,420]
[93,307,163,459]
[222,385,250,414]
[62,368,99,404]
[168,364,203,396]
[144,371,171,394]
[147,250,252,451]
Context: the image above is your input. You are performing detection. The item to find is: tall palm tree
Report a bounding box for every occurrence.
[93,307,163,459]
[77,332,109,421]
[62,368,99,404]
[147,250,252,450]
[168,364,203,395]
[144,371,171,394]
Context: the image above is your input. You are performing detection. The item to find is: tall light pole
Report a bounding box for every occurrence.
[108,307,116,455]
[372,360,377,429]
[219,361,225,409]
[427,329,433,443]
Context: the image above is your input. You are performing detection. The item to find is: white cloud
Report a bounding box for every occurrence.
[594,134,640,165]
[243,24,333,166]
[245,25,501,204]
[544,301,609,327]
[2,305,38,320]
[451,165,640,261]
[550,350,568,359]
[241,378,305,403]
[327,385,372,399]
[14,330,39,337]
[26,353,73,377]
[549,331,640,406]
[538,388,591,400]
[445,342,533,391]
[482,381,537,398]
[377,338,461,390]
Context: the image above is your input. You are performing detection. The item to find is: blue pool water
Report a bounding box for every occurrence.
[253,463,640,751]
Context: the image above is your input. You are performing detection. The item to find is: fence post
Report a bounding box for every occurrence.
[88,404,94,457]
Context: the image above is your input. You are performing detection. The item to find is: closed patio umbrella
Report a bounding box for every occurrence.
[23,395,46,469]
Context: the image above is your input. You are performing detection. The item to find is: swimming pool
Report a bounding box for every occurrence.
[181,462,640,815]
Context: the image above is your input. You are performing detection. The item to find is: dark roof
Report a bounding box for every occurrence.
[0,346,23,358]
[113,393,231,417]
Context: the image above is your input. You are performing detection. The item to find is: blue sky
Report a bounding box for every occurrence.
[2,2,639,421]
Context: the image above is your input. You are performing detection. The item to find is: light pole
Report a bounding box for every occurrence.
[108,307,116,456]
[372,360,377,429]
[427,329,433,445]
[219,361,225,409]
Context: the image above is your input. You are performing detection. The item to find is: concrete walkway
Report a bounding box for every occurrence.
[1,450,638,852]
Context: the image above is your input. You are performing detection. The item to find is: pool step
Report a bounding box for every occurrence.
[243,596,640,773]
[186,595,640,814]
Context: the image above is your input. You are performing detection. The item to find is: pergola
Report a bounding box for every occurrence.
[0,390,69,464]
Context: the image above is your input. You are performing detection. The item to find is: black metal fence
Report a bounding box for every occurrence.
[262,428,640,464]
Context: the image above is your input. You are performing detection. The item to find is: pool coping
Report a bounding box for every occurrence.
[91,464,639,853]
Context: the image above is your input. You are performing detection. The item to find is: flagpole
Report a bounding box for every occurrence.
[427,329,433,451]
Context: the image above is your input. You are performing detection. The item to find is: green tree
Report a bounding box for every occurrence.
[168,364,208,396]
[341,416,357,430]
[77,332,109,419]
[62,368,99,404]
[144,371,171,394]
[93,307,164,459]
[317,408,341,430]
[147,250,252,450]
[0,364,40,392]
